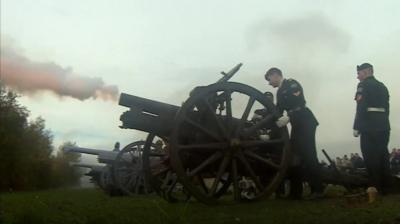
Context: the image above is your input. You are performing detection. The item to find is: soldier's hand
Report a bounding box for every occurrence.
[252,113,263,121]
[353,130,360,137]
[259,134,270,141]
[276,115,290,128]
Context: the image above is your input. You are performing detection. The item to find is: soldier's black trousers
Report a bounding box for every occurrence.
[360,131,392,193]
[290,121,324,196]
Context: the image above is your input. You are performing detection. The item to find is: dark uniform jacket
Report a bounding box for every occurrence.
[353,76,390,132]
[276,79,318,127]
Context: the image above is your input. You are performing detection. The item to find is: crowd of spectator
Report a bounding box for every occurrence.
[321,148,400,175]
[333,153,365,172]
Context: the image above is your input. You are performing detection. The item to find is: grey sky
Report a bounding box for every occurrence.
[1,0,399,159]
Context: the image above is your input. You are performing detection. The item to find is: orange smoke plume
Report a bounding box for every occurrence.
[0,45,118,101]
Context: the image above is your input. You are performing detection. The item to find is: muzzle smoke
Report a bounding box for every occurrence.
[0,44,118,101]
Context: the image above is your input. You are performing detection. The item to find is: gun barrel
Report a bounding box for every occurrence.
[217,63,242,83]
[118,93,179,135]
[322,149,339,173]
[64,146,111,155]
[119,93,180,117]
[119,109,174,135]
[64,146,119,164]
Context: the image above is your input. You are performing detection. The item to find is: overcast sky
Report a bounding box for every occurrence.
[1,0,399,161]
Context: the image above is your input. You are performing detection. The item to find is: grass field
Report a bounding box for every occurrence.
[0,188,399,224]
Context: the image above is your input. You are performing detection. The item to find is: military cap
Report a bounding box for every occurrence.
[357,63,373,71]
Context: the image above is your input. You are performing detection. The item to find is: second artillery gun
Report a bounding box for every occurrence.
[64,142,150,196]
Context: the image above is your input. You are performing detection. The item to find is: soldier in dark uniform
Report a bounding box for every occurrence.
[113,142,120,152]
[265,67,324,199]
[353,63,392,194]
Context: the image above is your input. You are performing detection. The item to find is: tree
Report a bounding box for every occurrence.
[0,83,29,190]
[51,142,82,187]
[0,83,83,191]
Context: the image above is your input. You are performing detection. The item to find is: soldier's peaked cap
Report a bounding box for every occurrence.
[357,63,373,71]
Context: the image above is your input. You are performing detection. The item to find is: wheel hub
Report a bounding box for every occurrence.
[230,138,240,146]
[229,138,242,153]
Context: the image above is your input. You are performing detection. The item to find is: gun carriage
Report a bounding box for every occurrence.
[119,63,291,204]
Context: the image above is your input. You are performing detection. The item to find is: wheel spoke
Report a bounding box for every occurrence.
[235,97,255,137]
[201,98,229,140]
[135,176,141,193]
[129,150,135,158]
[119,155,132,164]
[161,171,173,189]
[241,97,256,121]
[237,152,264,191]
[127,174,137,187]
[224,90,233,135]
[188,151,223,177]
[244,151,281,169]
[166,177,178,196]
[144,179,150,194]
[231,158,240,201]
[197,175,209,194]
[208,154,231,197]
[184,117,222,141]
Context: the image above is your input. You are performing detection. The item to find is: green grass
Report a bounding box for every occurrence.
[0,188,399,224]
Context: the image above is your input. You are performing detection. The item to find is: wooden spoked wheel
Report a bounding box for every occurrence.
[112,141,149,195]
[142,133,191,202]
[170,82,291,204]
